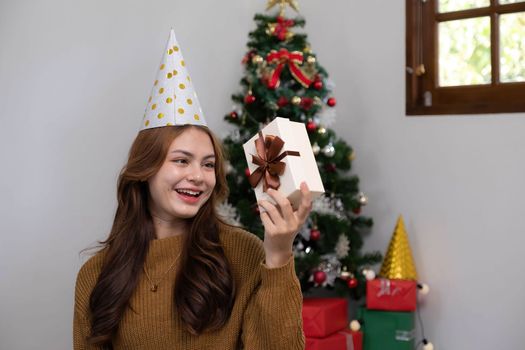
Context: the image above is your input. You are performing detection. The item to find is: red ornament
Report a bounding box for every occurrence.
[325,163,337,172]
[327,97,337,107]
[352,207,362,215]
[310,228,321,241]
[242,50,255,64]
[244,94,256,104]
[229,111,238,119]
[306,120,317,133]
[313,80,323,90]
[313,270,327,285]
[245,167,251,177]
[300,97,314,110]
[277,96,289,107]
[347,278,358,288]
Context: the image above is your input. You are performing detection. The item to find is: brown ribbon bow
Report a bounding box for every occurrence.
[248,131,300,192]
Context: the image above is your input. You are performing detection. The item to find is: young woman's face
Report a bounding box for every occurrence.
[147,127,217,222]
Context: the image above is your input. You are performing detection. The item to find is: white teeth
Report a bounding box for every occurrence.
[176,189,201,197]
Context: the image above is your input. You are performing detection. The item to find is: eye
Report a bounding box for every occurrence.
[204,162,216,169]
[172,159,188,164]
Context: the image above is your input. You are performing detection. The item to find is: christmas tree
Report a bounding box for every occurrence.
[220,0,381,299]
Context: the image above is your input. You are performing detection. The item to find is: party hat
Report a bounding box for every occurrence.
[379,215,418,280]
[141,29,206,130]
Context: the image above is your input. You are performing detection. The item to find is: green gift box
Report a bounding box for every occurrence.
[358,308,415,350]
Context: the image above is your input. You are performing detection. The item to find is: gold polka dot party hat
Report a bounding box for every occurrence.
[379,215,418,280]
[141,29,206,130]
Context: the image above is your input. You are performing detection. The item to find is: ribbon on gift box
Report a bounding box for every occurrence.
[366,279,417,311]
[338,329,363,350]
[341,332,354,350]
[377,279,402,297]
[395,329,416,342]
[249,131,300,192]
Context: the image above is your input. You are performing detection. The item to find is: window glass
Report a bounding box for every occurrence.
[500,12,525,82]
[439,0,490,13]
[439,17,491,86]
[499,0,525,4]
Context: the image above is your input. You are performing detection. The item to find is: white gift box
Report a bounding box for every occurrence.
[243,117,325,210]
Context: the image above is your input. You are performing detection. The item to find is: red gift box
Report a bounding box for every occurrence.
[302,298,348,338]
[338,329,363,350]
[366,279,417,311]
[306,332,346,350]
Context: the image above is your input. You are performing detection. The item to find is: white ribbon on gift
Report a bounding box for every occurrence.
[338,331,355,350]
[395,329,416,342]
[377,278,402,297]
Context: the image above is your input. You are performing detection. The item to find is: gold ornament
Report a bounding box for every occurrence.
[379,215,418,280]
[267,23,277,35]
[267,22,294,41]
[251,55,263,64]
[291,96,301,105]
[312,142,320,155]
[303,45,312,54]
[266,0,300,16]
[357,192,368,206]
[307,56,316,64]
[349,150,356,161]
[340,266,351,280]
[318,126,326,134]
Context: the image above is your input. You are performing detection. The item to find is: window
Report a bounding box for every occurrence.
[406,0,525,115]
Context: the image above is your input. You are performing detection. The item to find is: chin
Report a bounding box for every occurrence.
[172,210,199,219]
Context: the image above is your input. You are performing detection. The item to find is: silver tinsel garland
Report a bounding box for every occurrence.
[312,194,346,219]
[216,201,242,226]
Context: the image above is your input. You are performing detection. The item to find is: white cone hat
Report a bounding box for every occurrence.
[141,29,206,130]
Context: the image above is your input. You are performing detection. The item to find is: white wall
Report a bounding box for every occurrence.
[1,0,523,349]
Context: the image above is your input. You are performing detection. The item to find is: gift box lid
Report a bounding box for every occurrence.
[302,298,348,338]
[243,117,324,209]
[366,279,417,311]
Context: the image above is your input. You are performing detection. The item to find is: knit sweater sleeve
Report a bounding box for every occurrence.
[73,253,104,350]
[240,244,305,349]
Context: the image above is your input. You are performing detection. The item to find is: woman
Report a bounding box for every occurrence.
[73,124,312,349]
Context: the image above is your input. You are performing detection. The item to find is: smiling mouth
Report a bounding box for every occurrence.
[175,189,203,198]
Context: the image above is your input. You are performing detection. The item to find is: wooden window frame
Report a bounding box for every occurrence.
[406,0,525,115]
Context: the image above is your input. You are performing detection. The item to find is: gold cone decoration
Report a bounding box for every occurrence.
[379,215,418,280]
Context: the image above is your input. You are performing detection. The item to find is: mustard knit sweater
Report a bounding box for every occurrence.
[73,224,305,349]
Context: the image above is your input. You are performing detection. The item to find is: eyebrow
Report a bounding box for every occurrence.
[170,150,215,160]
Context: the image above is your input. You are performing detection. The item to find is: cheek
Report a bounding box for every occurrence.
[206,175,217,192]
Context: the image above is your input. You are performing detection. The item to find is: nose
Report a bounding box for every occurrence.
[186,163,204,183]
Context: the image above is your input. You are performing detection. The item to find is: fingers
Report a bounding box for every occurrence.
[259,182,313,237]
[266,188,294,220]
[259,210,276,233]
[258,198,286,230]
[295,182,313,223]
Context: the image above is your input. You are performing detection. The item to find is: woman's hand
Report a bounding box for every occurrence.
[258,182,313,268]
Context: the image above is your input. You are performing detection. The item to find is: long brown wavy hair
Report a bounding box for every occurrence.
[86,125,235,348]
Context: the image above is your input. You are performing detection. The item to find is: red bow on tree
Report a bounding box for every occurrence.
[248,131,300,192]
[271,16,295,41]
[265,48,312,89]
